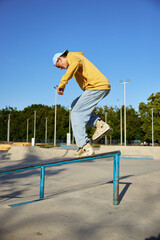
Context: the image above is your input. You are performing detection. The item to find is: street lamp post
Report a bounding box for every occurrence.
[54,85,58,146]
[45,117,48,144]
[120,100,123,145]
[67,108,71,145]
[34,111,36,142]
[69,109,71,135]
[105,112,107,145]
[7,114,10,144]
[117,99,123,145]
[120,80,130,146]
[27,118,29,142]
[151,108,154,146]
[69,109,71,144]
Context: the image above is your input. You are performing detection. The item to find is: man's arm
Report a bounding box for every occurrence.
[58,60,82,89]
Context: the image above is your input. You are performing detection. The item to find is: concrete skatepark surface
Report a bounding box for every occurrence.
[0,146,160,240]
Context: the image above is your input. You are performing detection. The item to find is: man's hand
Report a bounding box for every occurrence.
[57,87,64,95]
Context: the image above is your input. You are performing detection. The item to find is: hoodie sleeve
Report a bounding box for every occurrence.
[58,54,82,89]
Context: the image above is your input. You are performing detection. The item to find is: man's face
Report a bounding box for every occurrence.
[56,57,68,70]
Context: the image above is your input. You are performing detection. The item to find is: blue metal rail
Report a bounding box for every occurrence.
[0,150,121,207]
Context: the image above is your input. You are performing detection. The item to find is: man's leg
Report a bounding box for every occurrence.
[71,90,110,148]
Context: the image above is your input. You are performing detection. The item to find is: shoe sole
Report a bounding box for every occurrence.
[93,128,113,142]
[75,151,95,158]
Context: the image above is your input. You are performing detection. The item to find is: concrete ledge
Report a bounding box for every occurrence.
[99,145,160,160]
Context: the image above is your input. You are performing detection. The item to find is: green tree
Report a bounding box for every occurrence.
[126,106,144,142]
[0,107,18,141]
[139,92,160,144]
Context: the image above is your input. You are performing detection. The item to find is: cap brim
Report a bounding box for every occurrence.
[60,49,68,56]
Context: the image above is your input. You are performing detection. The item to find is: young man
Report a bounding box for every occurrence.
[53,50,112,157]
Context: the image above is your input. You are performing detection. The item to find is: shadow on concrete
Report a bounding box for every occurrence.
[0,190,24,203]
[119,182,132,204]
[0,151,11,161]
[3,174,132,207]
[145,234,160,240]
[0,149,68,205]
[42,175,133,205]
[0,168,66,204]
[107,175,133,204]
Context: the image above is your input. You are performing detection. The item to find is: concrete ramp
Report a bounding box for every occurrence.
[1,146,78,161]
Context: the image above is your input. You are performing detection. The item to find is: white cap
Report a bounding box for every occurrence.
[52,50,68,66]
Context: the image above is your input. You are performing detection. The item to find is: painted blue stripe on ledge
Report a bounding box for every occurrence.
[60,144,77,149]
[120,156,153,160]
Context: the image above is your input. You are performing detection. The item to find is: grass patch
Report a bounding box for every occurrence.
[92,144,100,148]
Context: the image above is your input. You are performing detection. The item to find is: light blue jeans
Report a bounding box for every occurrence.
[71,89,110,148]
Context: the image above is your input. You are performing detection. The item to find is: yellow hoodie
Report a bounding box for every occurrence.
[58,52,110,91]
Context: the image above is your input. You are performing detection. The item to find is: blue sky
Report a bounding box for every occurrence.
[0,0,160,111]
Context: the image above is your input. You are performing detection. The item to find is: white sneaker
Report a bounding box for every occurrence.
[92,119,113,142]
[75,142,95,157]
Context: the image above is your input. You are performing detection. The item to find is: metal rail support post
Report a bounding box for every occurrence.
[40,166,45,199]
[113,153,119,205]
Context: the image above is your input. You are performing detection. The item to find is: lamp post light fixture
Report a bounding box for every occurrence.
[54,85,58,146]
[120,79,130,146]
